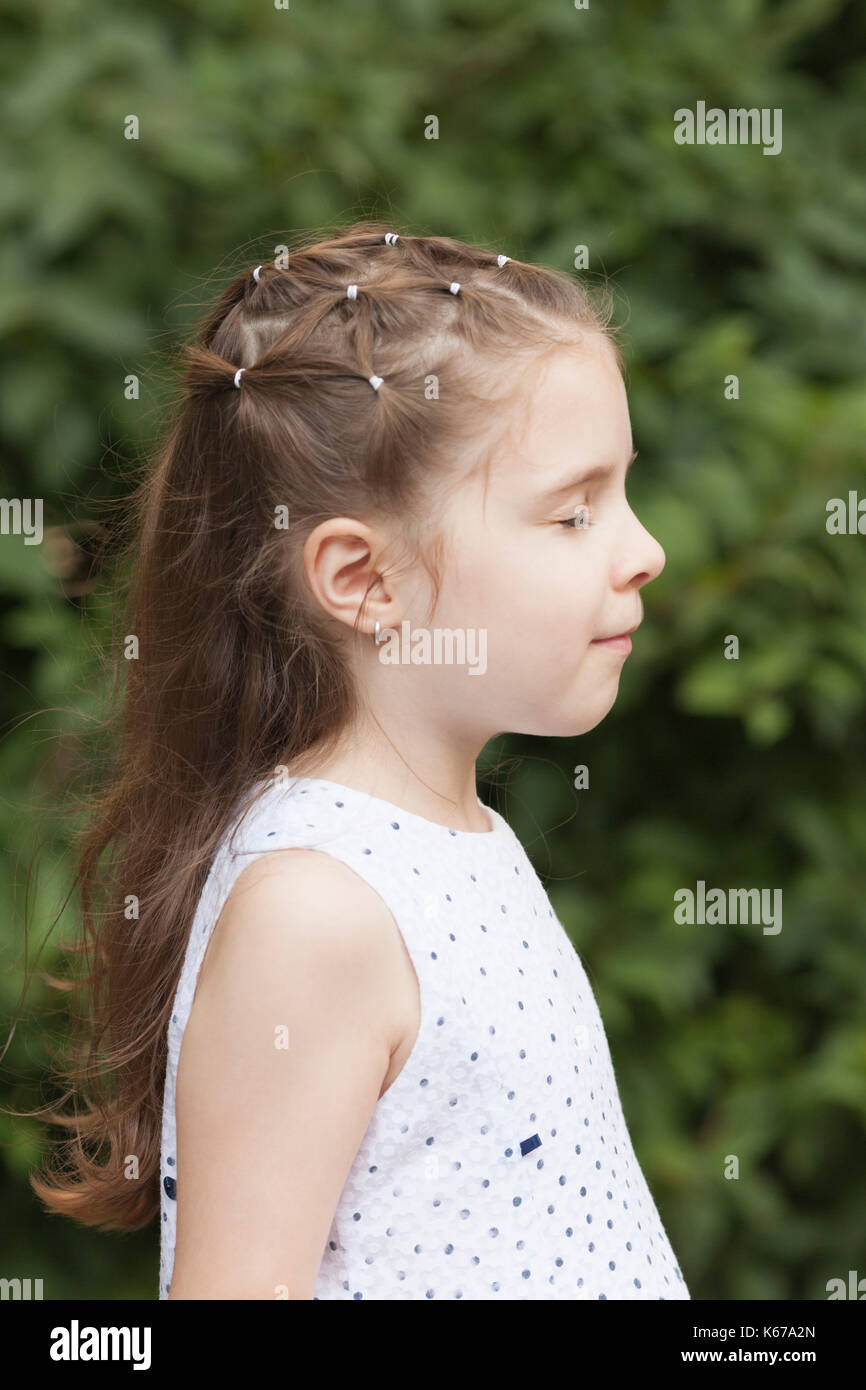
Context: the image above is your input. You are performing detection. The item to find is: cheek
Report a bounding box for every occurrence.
[434,521,511,617]
[538,538,609,633]
[434,521,607,646]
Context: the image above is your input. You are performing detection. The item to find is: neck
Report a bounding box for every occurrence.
[278,715,494,834]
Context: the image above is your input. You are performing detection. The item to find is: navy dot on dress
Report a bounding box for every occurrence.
[157,776,690,1302]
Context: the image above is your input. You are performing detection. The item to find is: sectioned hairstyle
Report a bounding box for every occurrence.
[19,218,621,1230]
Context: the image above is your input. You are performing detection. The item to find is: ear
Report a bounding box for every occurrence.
[302,518,397,638]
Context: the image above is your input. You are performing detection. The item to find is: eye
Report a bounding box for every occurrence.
[558,503,595,531]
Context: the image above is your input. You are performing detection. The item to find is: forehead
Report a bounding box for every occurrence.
[517,338,625,445]
[486,337,629,489]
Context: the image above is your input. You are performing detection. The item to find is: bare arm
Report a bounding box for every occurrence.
[168,850,407,1300]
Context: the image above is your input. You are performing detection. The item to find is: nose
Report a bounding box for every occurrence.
[619,512,666,590]
[639,526,666,585]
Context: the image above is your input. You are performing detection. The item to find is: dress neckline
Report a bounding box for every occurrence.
[269,774,509,843]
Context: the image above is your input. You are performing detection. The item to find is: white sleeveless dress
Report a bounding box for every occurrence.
[158,775,690,1300]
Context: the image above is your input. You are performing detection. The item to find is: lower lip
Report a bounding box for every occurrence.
[591,634,632,653]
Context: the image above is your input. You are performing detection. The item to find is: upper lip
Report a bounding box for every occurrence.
[593,622,641,641]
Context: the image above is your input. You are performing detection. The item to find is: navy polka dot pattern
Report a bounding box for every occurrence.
[158,776,689,1301]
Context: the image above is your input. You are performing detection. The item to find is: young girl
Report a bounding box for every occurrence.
[30,221,689,1301]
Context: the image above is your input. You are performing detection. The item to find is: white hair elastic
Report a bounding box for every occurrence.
[384,233,400,245]
[235,247,514,396]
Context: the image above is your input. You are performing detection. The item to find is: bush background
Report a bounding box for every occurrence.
[1,0,865,1299]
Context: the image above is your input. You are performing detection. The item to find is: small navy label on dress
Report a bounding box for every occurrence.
[520,1133,542,1156]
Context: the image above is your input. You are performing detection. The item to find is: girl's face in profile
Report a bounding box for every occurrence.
[426,334,666,738]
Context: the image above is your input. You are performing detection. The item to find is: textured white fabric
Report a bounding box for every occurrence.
[159,775,689,1300]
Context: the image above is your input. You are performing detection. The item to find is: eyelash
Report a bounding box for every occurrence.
[558,503,596,531]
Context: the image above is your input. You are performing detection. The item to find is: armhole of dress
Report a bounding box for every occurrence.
[225,837,429,1095]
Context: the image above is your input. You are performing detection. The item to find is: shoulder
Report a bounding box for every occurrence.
[221,847,396,947]
[198,848,410,1051]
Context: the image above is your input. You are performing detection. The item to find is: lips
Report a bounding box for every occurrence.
[592,623,640,643]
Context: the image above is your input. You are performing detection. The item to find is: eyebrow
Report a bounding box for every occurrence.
[535,449,639,504]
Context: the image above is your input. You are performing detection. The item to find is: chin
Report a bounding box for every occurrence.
[559,690,620,737]
[505,680,621,738]
[518,703,616,739]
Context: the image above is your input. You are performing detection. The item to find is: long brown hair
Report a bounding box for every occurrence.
[15,219,622,1231]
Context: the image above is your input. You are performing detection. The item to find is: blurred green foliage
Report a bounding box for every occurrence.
[1,0,865,1299]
